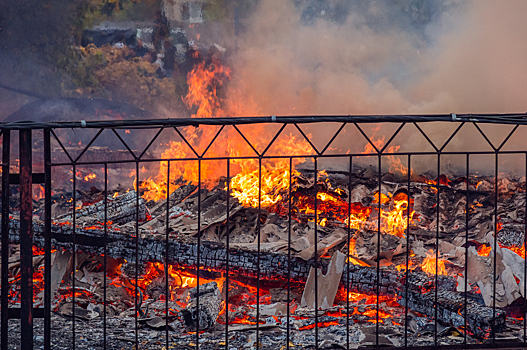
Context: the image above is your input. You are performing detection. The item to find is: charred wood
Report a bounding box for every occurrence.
[53,190,147,225]
[5,215,502,338]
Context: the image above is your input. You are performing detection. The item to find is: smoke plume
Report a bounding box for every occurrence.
[225,0,527,174]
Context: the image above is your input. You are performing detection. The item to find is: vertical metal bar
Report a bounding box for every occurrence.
[225,159,230,348]
[434,153,440,346]
[314,157,318,349]
[135,161,139,346]
[256,157,261,346]
[286,157,292,350]
[72,163,76,350]
[19,129,33,350]
[0,130,10,350]
[464,155,469,345]
[524,152,527,345]
[492,152,498,343]
[103,164,108,350]
[43,129,51,350]
[404,155,410,348]
[196,159,201,349]
[165,161,170,348]
[376,155,381,347]
[346,156,352,350]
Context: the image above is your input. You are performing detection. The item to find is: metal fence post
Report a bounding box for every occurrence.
[43,129,51,350]
[1,130,10,350]
[19,129,33,350]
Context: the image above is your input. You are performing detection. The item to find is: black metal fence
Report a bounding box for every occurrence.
[2,114,527,349]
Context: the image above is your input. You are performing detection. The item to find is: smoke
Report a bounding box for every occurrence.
[225,0,527,175]
[229,0,527,115]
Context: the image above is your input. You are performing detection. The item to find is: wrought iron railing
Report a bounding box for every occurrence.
[1,114,527,350]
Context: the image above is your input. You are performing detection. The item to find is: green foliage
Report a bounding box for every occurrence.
[203,0,230,22]
[82,0,162,25]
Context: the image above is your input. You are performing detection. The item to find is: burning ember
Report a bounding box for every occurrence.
[420,249,448,276]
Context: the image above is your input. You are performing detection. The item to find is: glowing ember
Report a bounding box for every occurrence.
[346,292,396,305]
[115,262,225,302]
[84,173,97,181]
[498,243,525,259]
[421,249,448,275]
[477,244,492,257]
[395,260,417,272]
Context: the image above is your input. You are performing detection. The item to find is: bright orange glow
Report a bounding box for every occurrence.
[362,131,408,175]
[421,249,448,275]
[369,191,415,237]
[477,244,492,257]
[296,188,373,230]
[378,192,414,237]
[347,292,395,304]
[498,243,525,259]
[299,321,339,330]
[140,61,313,205]
[84,173,97,181]
[348,237,370,266]
[117,262,225,302]
[395,260,417,272]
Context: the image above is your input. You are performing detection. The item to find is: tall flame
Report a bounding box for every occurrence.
[141,60,314,208]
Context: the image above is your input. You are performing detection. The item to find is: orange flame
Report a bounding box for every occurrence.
[118,262,225,302]
[84,173,97,181]
[421,249,447,275]
[498,243,525,259]
[477,244,492,257]
[141,60,313,208]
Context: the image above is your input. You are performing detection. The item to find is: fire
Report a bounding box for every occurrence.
[140,59,314,207]
[362,130,409,176]
[117,262,225,302]
[379,192,414,237]
[498,243,525,259]
[395,260,417,272]
[33,185,45,200]
[84,173,96,181]
[229,135,313,208]
[421,249,448,275]
[138,60,416,239]
[347,237,371,266]
[346,292,396,305]
[477,244,492,257]
[370,191,414,237]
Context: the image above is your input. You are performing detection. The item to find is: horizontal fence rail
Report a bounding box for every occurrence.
[1,116,527,349]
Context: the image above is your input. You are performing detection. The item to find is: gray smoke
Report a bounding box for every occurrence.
[224,0,527,175]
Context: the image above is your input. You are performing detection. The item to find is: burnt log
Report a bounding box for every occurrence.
[53,190,147,225]
[399,289,505,339]
[5,216,504,337]
[181,281,221,331]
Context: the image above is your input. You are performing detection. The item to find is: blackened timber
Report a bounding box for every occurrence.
[5,215,504,338]
[399,289,506,339]
[53,190,147,225]
[8,215,455,286]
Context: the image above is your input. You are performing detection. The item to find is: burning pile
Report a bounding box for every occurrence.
[5,60,527,348]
